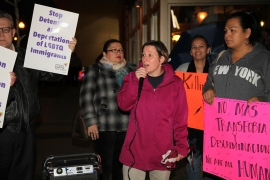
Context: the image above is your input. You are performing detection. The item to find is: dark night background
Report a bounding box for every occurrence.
[0,0,137,61]
[0,0,59,48]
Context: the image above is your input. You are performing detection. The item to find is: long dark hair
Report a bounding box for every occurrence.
[227,11,262,45]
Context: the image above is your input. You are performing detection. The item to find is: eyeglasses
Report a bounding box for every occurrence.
[0,27,12,33]
[107,49,124,54]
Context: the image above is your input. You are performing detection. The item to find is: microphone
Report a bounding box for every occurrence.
[138,77,144,100]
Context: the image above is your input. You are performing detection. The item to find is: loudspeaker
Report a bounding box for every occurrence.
[42,153,101,180]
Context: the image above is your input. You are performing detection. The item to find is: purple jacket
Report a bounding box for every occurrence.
[117,64,189,171]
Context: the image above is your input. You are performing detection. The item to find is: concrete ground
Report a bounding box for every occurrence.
[34,81,192,180]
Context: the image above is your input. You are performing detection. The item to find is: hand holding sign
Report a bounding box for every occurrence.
[68,37,77,52]
[24,4,79,75]
[9,72,16,86]
[203,87,216,105]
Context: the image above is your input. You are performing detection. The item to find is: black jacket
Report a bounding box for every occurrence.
[4,47,62,133]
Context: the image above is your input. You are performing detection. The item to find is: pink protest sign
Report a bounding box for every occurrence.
[203,98,270,180]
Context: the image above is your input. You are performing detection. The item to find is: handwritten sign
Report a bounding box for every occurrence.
[175,72,207,130]
[0,46,17,128]
[203,98,270,180]
[24,4,79,75]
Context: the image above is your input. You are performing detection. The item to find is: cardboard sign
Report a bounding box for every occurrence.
[175,72,207,130]
[24,4,79,75]
[0,46,17,128]
[203,98,270,180]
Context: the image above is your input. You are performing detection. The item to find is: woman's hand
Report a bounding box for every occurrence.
[176,154,185,161]
[68,37,77,52]
[87,124,99,140]
[10,72,16,86]
[203,88,216,105]
[247,96,262,105]
[135,67,147,80]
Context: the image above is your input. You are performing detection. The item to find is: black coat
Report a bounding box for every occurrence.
[4,47,62,133]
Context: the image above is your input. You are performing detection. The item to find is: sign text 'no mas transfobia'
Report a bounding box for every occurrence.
[203,98,270,180]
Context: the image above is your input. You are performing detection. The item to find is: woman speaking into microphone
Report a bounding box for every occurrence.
[117,40,189,180]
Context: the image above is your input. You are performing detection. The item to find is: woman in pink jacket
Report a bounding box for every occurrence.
[117,40,189,180]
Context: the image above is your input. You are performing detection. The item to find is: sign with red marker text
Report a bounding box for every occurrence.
[175,72,207,130]
[24,4,78,75]
[0,46,17,128]
[203,98,270,180]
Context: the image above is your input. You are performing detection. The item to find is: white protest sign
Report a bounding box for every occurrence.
[24,4,79,75]
[0,46,17,128]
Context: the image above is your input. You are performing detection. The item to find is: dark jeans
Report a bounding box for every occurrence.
[187,154,202,180]
[93,131,126,180]
[0,124,35,180]
[204,173,225,180]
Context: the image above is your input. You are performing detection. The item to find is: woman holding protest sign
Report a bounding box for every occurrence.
[202,10,270,180]
[203,10,270,105]
[176,35,212,180]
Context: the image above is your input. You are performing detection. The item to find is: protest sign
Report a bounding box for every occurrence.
[24,4,79,75]
[175,72,207,130]
[0,46,17,128]
[203,98,270,180]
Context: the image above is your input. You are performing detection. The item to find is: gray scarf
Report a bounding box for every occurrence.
[100,57,128,86]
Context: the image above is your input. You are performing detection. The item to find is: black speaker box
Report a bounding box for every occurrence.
[42,153,101,180]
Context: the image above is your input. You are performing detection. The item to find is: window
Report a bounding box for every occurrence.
[170,5,270,48]
[151,13,158,40]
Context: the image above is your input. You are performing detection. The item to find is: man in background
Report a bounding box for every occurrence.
[0,10,76,180]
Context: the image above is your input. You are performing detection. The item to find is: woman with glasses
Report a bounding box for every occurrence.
[80,39,136,180]
[117,40,189,180]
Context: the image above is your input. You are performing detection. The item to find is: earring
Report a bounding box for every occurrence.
[245,38,249,46]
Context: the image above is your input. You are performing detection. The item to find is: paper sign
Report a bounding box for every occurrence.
[24,4,79,75]
[175,72,207,130]
[203,98,270,180]
[0,46,17,128]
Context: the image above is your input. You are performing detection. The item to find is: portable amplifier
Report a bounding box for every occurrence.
[42,153,101,180]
